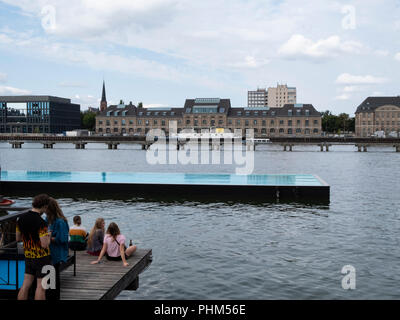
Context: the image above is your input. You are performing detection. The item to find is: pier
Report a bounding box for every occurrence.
[0,209,153,300]
[1,135,400,152]
[60,248,152,300]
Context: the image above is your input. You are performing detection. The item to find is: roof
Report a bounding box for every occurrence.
[0,96,73,104]
[355,97,400,113]
[228,104,321,117]
[184,98,231,114]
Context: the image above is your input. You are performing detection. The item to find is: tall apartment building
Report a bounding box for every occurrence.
[248,88,268,108]
[267,84,297,108]
[248,84,296,108]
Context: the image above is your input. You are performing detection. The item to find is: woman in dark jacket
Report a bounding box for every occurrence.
[46,198,69,300]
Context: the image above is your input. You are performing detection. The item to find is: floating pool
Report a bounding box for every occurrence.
[0,170,329,202]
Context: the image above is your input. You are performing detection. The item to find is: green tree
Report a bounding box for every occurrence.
[80,111,96,131]
[137,102,143,108]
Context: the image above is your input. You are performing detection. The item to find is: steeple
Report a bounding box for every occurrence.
[100,80,107,112]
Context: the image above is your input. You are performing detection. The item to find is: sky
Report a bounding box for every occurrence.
[0,0,399,115]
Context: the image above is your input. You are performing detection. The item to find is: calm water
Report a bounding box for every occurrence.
[0,142,399,299]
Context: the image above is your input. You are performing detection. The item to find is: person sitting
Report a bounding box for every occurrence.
[68,216,88,251]
[86,218,105,256]
[91,222,136,267]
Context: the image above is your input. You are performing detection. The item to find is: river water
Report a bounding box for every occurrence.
[0,142,399,299]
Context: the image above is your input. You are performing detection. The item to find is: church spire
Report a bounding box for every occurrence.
[100,80,107,112]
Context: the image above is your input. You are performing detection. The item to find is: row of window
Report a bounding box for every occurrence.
[98,127,319,134]
[360,121,400,126]
[361,112,400,118]
[99,119,319,127]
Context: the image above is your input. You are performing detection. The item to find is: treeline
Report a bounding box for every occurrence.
[321,111,355,134]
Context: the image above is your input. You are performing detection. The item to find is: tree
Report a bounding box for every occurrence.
[80,111,96,131]
[137,102,143,108]
[321,111,355,133]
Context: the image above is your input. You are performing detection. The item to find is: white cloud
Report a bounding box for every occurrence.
[0,72,7,83]
[335,94,351,100]
[278,34,364,61]
[335,73,388,85]
[0,85,31,95]
[342,86,364,93]
[395,53,400,61]
[374,50,389,57]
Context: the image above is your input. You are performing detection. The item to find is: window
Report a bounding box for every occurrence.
[106,120,110,126]
[121,119,126,126]
[114,120,118,125]
[288,120,292,126]
[305,120,309,127]
[154,120,158,125]
[253,120,257,125]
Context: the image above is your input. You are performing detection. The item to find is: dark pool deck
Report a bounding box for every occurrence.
[0,171,330,202]
[61,248,152,300]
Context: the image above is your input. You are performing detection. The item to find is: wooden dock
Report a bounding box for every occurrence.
[60,248,152,300]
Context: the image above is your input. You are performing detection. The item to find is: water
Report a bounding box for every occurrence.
[0,142,399,299]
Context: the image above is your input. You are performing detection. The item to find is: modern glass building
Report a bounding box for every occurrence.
[0,96,80,134]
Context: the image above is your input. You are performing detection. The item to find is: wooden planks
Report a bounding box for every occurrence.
[60,248,152,300]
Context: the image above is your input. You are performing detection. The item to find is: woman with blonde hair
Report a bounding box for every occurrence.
[91,222,136,267]
[87,218,105,256]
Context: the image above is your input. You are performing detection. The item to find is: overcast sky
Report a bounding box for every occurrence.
[0,0,399,115]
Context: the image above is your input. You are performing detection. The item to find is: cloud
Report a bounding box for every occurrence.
[0,72,7,83]
[0,85,31,95]
[335,94,351,101]
[374,50,389,57]
[335,73,388,85]
[278,34,364,61]
[395,53,400,61]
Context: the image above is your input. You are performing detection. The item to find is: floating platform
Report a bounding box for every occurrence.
[0,170,329,202]
[60,248,152,300]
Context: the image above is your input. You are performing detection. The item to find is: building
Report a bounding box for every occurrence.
[355,97,400,137]
[100,80,107,112]
[248,88,268,108]
[248,84,297,108]
[267,84,297,108]
[0,96,80,134]
[96,98,322,137]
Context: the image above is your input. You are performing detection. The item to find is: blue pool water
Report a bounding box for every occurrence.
[0,171,326,187]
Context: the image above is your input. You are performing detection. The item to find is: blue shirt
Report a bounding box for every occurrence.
[47,218,70,265]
